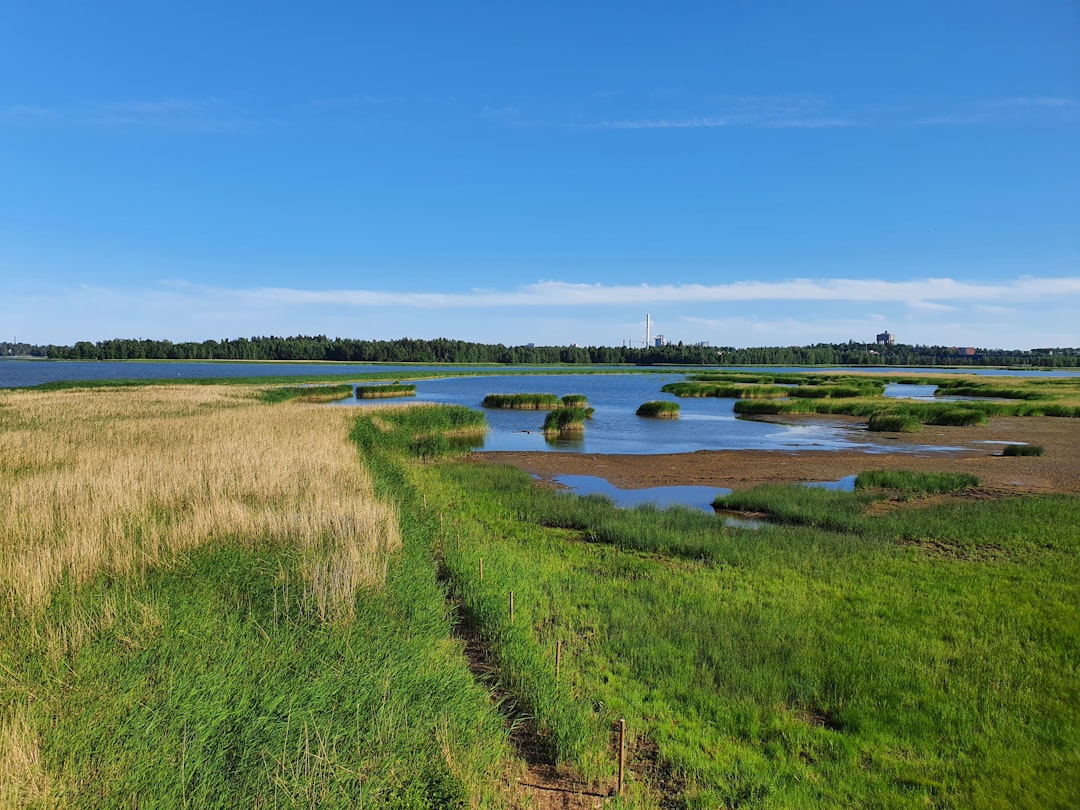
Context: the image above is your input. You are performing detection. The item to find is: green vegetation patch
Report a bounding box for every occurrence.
[636,400,680,418]
[855,470,980,494]
[560,394,589,407]
[481,392,561,410]
[542,407,588,434]
[360,404,487,459]
[662,381,788,399]
[422,461,1080,806]
[355,383,416,398]
[1003,443,1045,456]
[867,412,923,432]
[259,383,354,403]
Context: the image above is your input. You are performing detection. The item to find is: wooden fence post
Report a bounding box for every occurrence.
[555,640,562,682]
[478,558,484,582]
[509,590,515,624]
[617,717,626,796]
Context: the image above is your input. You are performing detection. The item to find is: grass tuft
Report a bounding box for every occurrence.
[636,400,680,418]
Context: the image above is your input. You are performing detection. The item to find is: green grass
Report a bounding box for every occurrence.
[542,407,589,434]
[855,470,980,493]
[1,402,518,808]
[636,400,680,418]
[1002,443,1045,456]
[355,383,416,398]
[13,541,506,808]
[867,412,923,432]
[414,457,1080,807]
[481,392,561,410]
[561,394,589,407]
[259,383,354,403]
[662,381,788,399]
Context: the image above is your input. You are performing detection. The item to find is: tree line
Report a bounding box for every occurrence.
[29,336,1080,367]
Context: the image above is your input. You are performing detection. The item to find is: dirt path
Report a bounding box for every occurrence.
[483,415,1080,496]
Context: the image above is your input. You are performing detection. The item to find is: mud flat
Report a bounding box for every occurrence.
[484,415,1080,496]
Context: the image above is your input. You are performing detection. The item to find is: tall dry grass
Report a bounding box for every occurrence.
[0,385,400,624]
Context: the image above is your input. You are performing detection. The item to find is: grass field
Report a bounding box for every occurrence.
[3,382,1078,808]
[0,387,509,808]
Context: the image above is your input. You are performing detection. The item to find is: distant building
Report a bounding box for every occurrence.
[876,331,895,346]
[654,335,669,347]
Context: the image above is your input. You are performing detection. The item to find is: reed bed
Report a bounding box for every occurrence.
[542,407,588,434]
[0,390,516,807]
[260,383,354,403]
[1003,443,1045,456]
[636,400,680,418]
[481,392,561,410]
[355,383,416,398]
[0,385,399,619]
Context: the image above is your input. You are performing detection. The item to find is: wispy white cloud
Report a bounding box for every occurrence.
[310,93,388,109]
[162,275,1080,310]
[87,97,260,133]
[915,96,1079,126]
[9,275,1079,347]
[588,94,858,130]
[0,104,55,122]
[0,98,263,133]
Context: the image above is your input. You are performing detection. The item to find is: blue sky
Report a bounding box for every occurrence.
[2,2,1078,349]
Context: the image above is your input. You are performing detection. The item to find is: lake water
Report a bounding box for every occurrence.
[553,473,856,514]
[340,373,968,455]
[3,358,1078,389]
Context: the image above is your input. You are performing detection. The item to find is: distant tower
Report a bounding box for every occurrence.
[646,313,651,348]
[876,331,895,346]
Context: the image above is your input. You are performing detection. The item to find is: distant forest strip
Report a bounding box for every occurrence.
[10,336,1080,367]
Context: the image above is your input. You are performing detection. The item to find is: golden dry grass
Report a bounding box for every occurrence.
[0,385,400,623]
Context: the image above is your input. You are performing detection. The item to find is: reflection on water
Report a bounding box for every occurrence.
[803,475,857,492]
[554,475,729,513]
[555,473,859,514]
[333,374,972,456]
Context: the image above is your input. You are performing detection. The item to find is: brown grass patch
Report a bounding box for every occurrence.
[0,385,400,622]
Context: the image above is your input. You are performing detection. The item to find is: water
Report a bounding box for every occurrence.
[554,474,729,513]
[554,473,855,513]
[351,373,948,455]
[4,358,1078,389]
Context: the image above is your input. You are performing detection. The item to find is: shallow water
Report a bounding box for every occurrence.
[554,473,857,513]
[341,373,967,455]
[554,474,730,513]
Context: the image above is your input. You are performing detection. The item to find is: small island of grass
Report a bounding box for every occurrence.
[636,400,680,419]
[542,407,588,434]
[355,383,416,399]
[481,393,561,410]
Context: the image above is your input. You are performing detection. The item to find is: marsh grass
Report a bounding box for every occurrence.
[662,381,787,399]
[424,461,1080,807]
[355,383,416,398]
[481,392,561,410]
[259,383,354,403]
[1002,443,1045,456]
[636,400,680,418]
[542,407,588,434]
[0,388,511,807]
[855,470,980,493]
[867,412,923,432]
[0,385,400,617]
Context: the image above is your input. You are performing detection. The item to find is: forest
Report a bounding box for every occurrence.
[28,335,1080,367]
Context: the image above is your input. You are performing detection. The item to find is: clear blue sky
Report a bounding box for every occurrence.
[2,1,1077,349]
